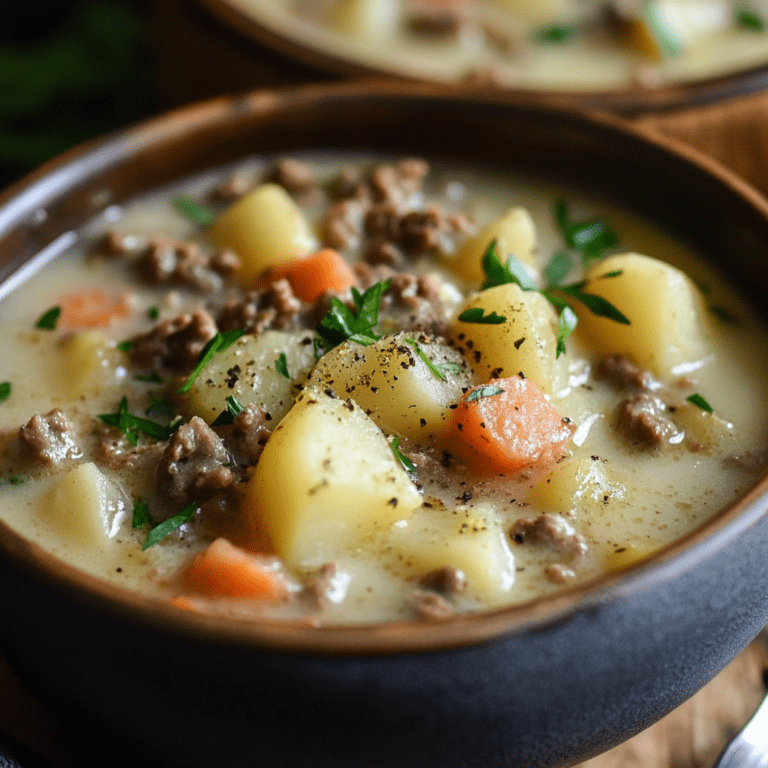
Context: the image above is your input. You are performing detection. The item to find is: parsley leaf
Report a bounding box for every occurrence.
[211,395,245,427]
[553,199,619,266]
[480,239,537,291]
[466,385,505,402]
[736,8,765,31]
[132,498,152,529]
[457,307,507,324]
[315,279,390,352]
[117,339,136,353]
[543,251,573,287]
[557,283,631,325]
[390,436,415,473]
[172,195,216,227]
[687,393,713,414]
[536,23,579,42]
[275,352,290,379]
[145,398,176,421]
[1,475,25,486]
[135,372,163,384]
[142,502,197,550]
[147,306,160,320]
[405,338,447,381]
[35,305,61,330]
[177,329,247,394]
[437,362,462,375]
[98,396,182,446]
[0,382,10,402]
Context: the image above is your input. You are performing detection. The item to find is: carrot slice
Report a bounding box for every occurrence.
[183,538,289,600]
[278,248,355,303]
[451,375,574,475]
[58,289,133,329]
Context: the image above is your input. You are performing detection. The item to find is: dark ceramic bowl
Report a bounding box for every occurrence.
[155,0,768,115]
[1,81,768,768]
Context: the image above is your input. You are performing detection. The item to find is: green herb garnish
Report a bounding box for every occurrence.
[177,328,247,394]
[481,239,537,291]
[687,393,713,414]
[543,250,573,287]
[211,395,245,427]
[466,385,505,403]
[736,8,765,31]
[147,306,160,320]
[135,372,163,384]
[35,305,61,330]
[98,396,182,446]
[142,502,197,550]
[457,307,507,325]
[437,362,462,376]
[390,436,415,473]
[536,23,578,42]
[556,282,630,325]
[315,279,391,352]
[553,199,619,265]
[0,382,10,402]
[405,338,447,381]
[275,352,290,379]
[145,398,176,421]
[132,498,152,529]
[117,340,136,353]
[172,196,216,227]
[1,475,25,486]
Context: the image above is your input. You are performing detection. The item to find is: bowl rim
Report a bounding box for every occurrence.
[186,0,768,115]
[1,80,768,655]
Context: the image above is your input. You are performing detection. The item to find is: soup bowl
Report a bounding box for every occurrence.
[155,0,768,114]
[1,81,768,768]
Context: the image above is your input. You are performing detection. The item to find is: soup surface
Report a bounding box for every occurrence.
[231,0,768,91]
[1,153,767,624]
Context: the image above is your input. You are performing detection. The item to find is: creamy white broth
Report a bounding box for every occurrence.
[231,0,768,91]
[1,152,767,625]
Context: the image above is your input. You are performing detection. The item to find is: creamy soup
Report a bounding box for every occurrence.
[231,0,768,91]
[1,153,767,625]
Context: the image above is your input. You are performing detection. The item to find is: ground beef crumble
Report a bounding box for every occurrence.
[617,393,682,447]
[19,409,80,467]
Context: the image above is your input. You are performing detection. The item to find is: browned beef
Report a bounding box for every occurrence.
[267,158,317,196]
[128,309,218,370]
[597,355,653,391]
[156,417,234,510]
[19,409,79,467]
[410,589,455,620]
[617,393,681,447]
[510,513,587,560]
[418,566,467,596]
[321,199,364,250]
[228,403,273,466]
[302,563,342,609]
[217,279,301,334]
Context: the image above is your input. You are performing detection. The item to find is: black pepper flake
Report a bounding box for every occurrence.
[420,418,427,427]
[460,491,473,503]
[265,412,273,420]
[456,423,463,431]
[388,498,398,507]
[371,386,379,393]
[518,371,526,378]
[514,337,525,350]
[324,388,337,398]
[490,368,503,379]
[226,365,241,389]
[344,399,355,412]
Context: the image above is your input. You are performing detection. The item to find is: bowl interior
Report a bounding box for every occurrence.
[1,81,768,653]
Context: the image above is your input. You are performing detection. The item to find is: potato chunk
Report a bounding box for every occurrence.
[450,283,565,394]
[58,330,122,399]
[331,0,401,39]
[572,253,711,377]
[443,207,538,285]
[208,183,317,286]
[183,331,317,425]
[41,462,129,548]
[389,506,515,605]
[308,332,474,442]
[243,387,422,568]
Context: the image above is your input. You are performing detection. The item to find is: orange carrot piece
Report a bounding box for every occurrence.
[183,538,289,600]
[168,596,201,612]
[58,289,133,329]
[281,248,355,303]
[451,375,574,475]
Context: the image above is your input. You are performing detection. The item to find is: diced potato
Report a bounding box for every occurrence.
[57,331,122,399]
[40,463,129,548]
[208,183,317,287]
[331,0,401,39]
[183,330,317,425]
[450,282,566,394]
[618,1,731,60]
[673,400,736,456]
[243,387,422,568]
[388,506,516,606]
[604,541,661,573]
[486,0,586,25]
[442,207,538,285]
[308,332,475,442]
[572,253,712,378]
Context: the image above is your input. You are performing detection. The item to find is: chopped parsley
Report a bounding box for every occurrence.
[687,393,713,414]
[0,382,10,402]
[466,385,505,403]
[132,498,152,529]
[35,305,61,330]
[177,328,247,394]
[135,372,163,384]
[211,395,245,427]
[172,195,216,227]
[390,436,415,473]
[481,239,536,291]
[147,306,160,320]
[405,338,447,382]
[457,307,507,325]
[1,475,25,486]
[275,352,290,379]
[736,8,765,31]
[98,396,182,446]
[145,398,176,421]
[142,502,197,550]
[535,23,578,43]
[553,199,619,266]
[315,279,391,352]
[117,339,135,353]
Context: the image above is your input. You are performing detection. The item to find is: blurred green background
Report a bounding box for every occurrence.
[0,0,158,187]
